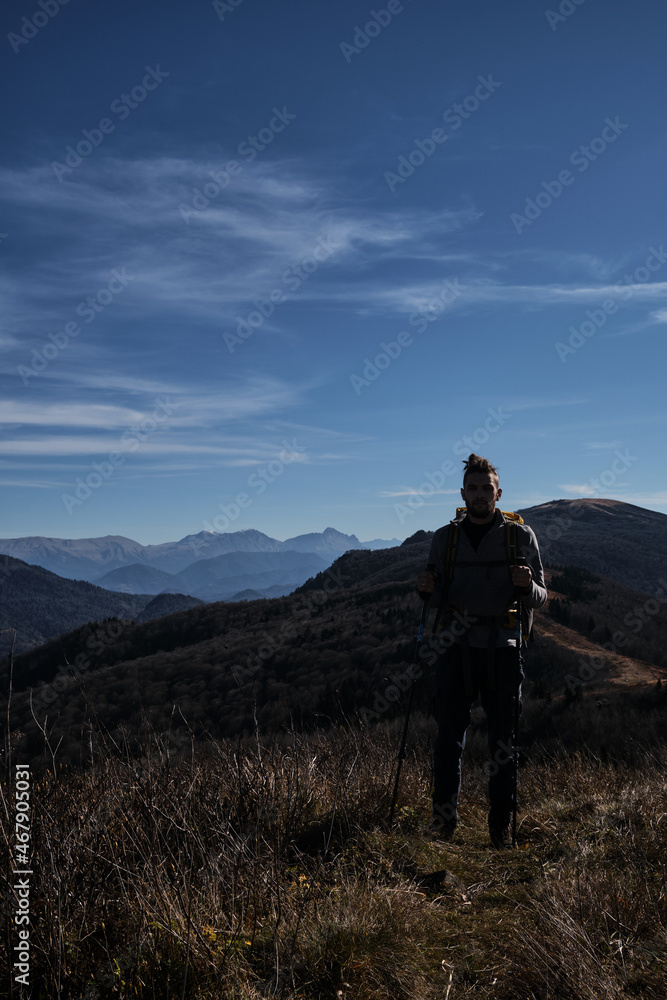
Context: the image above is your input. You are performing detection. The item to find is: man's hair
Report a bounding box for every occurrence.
[462,453,499,486]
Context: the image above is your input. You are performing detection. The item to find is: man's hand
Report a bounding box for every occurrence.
[510,564,532,590]
[417,569,437,600]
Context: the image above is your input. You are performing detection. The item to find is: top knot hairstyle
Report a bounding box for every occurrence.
[462,453,499,487]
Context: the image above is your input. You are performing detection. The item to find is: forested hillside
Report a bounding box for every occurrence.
[0,555,148,655]
[4,536,666,770]
[0,555,203,656]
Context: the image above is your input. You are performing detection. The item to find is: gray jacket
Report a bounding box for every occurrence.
[426,509,547,648]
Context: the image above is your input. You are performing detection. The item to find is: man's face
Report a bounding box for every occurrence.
[461,472,502,522]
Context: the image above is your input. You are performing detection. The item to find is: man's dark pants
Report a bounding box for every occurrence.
[432,641,522,829]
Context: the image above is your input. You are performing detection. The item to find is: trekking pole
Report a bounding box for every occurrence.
[511,556,527,848]
[388,597,429,826]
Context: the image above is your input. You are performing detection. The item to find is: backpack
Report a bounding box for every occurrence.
[442,508,524,581]
[434,509,533,641]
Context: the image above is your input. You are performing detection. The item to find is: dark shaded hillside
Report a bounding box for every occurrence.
[518,498,667,593]
[0,555,150,655]
[4,536,666,769]
[295,531,430,594]
[174,548,327,600]
[98,549,329,599]
[137,592,204,623]
[4,497,666,771]
[296,499,667,598]
[6,499,662,662]
[96,562,177,594]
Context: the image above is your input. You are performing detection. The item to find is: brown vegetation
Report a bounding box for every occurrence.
[2,724,666,998]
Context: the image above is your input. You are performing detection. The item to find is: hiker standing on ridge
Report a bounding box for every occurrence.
[416,454,547,848]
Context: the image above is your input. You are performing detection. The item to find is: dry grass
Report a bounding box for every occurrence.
[2,723,667,998]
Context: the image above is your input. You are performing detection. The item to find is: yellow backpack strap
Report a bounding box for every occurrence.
[504,517,533,640]
[505,520,519,569]
[432,521,460,633]
[503,512,525,574]
[458,506,524,524]
[444,521,460,582]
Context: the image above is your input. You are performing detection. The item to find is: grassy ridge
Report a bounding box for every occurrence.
[2,725,666,998]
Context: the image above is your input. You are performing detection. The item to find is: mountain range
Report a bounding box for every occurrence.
[0,528,398,655]
[1,499,665,660]
[0,526,400,589]
[3,498,665,772]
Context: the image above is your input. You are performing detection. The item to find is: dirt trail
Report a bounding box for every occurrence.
[536,614,665,691]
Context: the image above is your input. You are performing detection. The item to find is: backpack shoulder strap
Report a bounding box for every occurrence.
[504,516,535,643]
[444,520,460,582]
[505,519,520,568]
[432,520,460,632]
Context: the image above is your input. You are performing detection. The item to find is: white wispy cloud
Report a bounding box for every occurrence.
[0,479,61,489]
[456,279,667,307]
[379,488,458,497]
[583,441,623,451]
[3,155,665,349]
[0,157,480,332]
[0,436,309,461]
[558,483,630,495]
[0,401,146,427]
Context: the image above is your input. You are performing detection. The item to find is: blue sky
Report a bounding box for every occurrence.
[1,0,666,545]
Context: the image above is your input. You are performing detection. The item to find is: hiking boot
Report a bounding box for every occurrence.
[489,808,513,849]
[489,821,512,849]
[429,818,456,841]
[429,813,457,841]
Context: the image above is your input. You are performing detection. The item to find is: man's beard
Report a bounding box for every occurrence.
[466,498,494,515]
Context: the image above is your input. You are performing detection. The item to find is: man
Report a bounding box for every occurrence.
[416,453,546,848]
